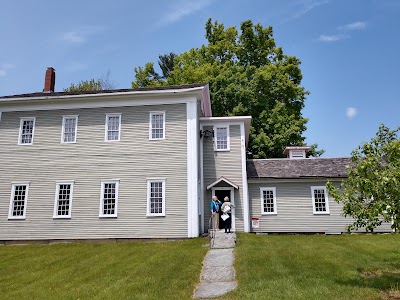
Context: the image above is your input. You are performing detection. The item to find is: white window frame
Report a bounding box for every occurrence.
[104,114,122,142]
[214,125,230,151]
[311,186,330,215]
[53,181,74,219]
[146,178,166,217]
[260,187,277,215]
[8,182,30,220]
[61,115,78,144]
[99,180,119,218]
[149,111,166,140]
[18,117,36,145]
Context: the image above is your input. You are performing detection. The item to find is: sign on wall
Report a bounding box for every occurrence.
[251,218,259,228]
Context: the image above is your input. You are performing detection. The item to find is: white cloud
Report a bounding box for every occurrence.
[283,0,329,23]
[346,107,358,119]
[337,21,367,31]
[319,34,349,42]
[61,32,85,43]
[154,0,214,29]
[318,21,366,43]
[61,25,106,44]
[0,63,15,77]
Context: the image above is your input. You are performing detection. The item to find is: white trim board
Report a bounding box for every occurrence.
[199,123,205,234]
[186,101,199,238]
[240,122,250,232]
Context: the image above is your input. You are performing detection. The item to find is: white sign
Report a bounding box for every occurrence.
[251,218,259,228]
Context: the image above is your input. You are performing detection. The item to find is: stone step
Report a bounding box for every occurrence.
[200,266,235,282]
[193,281,237,299]
[204,249,234,267]
[211,231,237,249]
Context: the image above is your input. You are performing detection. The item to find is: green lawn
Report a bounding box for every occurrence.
[222,233,400,300]
[0,239,208,300]
[1,235,400,300]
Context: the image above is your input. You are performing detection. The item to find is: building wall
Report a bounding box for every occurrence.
[0,103,190,240]
[249,179,393,233]
[202,124,244,232]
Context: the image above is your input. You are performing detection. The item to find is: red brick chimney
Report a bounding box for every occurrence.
[43,67,55,93]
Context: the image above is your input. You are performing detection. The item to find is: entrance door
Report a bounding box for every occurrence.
[213,187,235,230]
[215,190,230,229]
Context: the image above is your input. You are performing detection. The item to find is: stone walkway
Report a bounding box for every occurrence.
[193,230,237,299]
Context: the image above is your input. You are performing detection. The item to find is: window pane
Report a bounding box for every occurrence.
[57,184,71,216]
[107,116,120,141]
[63,118,76,142]
[314,189,326,212]
[150,181,163,214]
[12,185,27,216]
[103,183,116,215]
[263,190,275,213]
[151,114,164,139]
[216,127,228,150]
[21,120,34,144]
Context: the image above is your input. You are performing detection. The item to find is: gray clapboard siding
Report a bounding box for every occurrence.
[249,179,393,233]
[202,125,244,232]
[0,103,190,240]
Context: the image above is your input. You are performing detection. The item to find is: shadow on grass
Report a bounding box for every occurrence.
[336,269,400,298]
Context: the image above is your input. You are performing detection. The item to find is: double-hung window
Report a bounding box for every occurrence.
[105,114,121,142]
[53,181,74,218]
[61,116,78,143]
[311,186,330,214]
[147,179,166,216]
[18,117,36,145]
[99,180,119,217]
[9,183,29,219]
[260,187,277,215]
[214,125,229,151]
[149,112,165,140]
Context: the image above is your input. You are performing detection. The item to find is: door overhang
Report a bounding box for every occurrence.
[206,176,239,190]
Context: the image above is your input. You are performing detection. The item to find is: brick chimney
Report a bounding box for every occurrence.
[43,67,55,93]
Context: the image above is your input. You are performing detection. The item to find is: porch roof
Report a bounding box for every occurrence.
[206,176,239,190]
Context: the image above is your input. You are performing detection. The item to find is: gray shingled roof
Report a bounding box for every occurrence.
[247,157,352,178]
[0,83,207,99]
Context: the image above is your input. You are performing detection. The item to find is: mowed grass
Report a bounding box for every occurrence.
[221,233,400,300]
[0,238,208,300]
[2,235,400,300]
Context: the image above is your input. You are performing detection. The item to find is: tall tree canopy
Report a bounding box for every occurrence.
[327,125,400,232]
[64,71,115,92]
[132,19,322,158]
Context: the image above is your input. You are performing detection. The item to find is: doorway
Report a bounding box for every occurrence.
[212,187,235,230]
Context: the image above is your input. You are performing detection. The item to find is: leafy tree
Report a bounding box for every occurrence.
[327,125,400,232]
[158,52,176,79]
[64,71,115,92]
[132,63,164,89]
[132,53,177,88]
[132,19,322,158]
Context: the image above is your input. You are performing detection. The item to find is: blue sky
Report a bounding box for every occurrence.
[1,0,399,157]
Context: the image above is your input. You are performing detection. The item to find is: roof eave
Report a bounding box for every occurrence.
[0,85,208,105]
[248,176,348,179]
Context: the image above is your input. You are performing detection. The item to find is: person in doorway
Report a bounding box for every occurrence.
[221,196,235,233]
[210,196,222,230]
